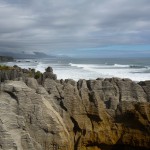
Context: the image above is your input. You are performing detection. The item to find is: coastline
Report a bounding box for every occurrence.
[0,64,149,83]
[1,57,150,81]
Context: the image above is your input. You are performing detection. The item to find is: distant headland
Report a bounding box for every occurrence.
[0,56,14,62]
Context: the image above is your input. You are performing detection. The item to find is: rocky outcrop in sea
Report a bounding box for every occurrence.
[0,66,150,150]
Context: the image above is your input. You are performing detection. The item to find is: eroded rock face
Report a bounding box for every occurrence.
[0,77,150,150]
[0,80,71,150]
[0,66,57,83]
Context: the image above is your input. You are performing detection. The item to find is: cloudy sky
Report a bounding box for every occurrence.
[0,0,150,57]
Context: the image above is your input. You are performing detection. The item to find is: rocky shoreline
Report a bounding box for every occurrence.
[0,66,150,150]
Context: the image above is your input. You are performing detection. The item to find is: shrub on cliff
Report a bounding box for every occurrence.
[0,65,14,70]
[34,71,42,79]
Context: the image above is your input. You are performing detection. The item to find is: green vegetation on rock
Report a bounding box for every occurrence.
[34,71,42,79]
[0,65,14,70]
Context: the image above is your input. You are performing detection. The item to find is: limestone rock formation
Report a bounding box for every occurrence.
[0,67,150,150]
[0,80,71,150]
[0,66,57,83]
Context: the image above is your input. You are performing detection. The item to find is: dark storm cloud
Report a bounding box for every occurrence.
[0,0,150,54]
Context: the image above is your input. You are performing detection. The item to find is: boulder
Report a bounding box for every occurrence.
[45,66,53,73]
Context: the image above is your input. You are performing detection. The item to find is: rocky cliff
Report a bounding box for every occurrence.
[0,67,150,150]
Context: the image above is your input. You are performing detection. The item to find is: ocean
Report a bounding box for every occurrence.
[2,57,150,81]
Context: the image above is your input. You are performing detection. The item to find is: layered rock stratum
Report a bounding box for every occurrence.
[0,66,150,150]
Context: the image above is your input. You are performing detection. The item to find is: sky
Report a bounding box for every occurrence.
[0,0,150,57]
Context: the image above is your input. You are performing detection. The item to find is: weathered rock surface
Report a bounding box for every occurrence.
[0,71,150,150]
[0,66,57,83]
[0,80,71,150]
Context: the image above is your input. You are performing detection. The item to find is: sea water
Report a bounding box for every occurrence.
[2,57,150,81]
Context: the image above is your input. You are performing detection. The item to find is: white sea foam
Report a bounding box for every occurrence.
[36,62,48,73]
[1,59,150,81]
[68,62,150,81]
[113,64,129,67]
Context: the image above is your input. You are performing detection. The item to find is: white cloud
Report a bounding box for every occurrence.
[0,0,150,54]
